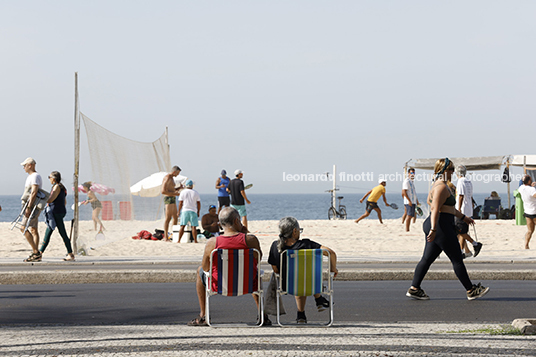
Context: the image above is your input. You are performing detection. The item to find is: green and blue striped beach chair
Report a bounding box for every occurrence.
[276,249,334,326]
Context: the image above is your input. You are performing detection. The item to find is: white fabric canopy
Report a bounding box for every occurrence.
[411,156,506,171]
[511,155,536,168]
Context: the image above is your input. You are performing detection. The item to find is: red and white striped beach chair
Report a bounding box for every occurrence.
[276,248,334,327]
[206,248,264,327]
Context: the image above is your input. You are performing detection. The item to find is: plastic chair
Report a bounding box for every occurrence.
[276,249,334,327]
[205,248,264,327]
[481,199,501,219]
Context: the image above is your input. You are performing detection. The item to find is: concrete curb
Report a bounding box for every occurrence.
[2,269,536,285]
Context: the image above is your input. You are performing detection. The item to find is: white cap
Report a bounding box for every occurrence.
[378,178,386,184]
[234,169,243,176]
[20,157,36,166]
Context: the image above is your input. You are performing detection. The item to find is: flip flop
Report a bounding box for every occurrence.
[187,316,208,326]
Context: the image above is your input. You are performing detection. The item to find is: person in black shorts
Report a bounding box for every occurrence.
[215,170,231,214]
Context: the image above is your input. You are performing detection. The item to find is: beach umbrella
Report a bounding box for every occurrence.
[130,172,188,197]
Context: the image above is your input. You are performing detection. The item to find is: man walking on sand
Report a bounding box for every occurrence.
[178,180,201,243]
[161,166,183,240]
[355,179,390,224]
[455,165,483,258]
[402,168,419,232]
[228,170,251,231]
[20,157,44,262]
[215,170,230,214]
[518,174,536,249]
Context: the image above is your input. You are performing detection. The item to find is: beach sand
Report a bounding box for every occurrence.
[1,217,533,261]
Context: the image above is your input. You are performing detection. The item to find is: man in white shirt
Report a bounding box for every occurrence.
[518,175,536,249]
[455,165,482,258]
[402,168,419,232]
[20,157,44,262]
[178,179,201,243]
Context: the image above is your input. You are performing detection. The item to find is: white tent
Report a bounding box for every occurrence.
[511,155,536,169]
[406,155,513,207]
[411,156,507,171]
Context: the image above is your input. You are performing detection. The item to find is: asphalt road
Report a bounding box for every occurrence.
[1,280,534,325]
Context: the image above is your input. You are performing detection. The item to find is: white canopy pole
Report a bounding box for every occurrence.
[332,165,337,210]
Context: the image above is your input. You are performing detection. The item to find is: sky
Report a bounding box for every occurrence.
[1,1,535,197]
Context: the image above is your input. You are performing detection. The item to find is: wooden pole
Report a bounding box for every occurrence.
[73,72,80,253]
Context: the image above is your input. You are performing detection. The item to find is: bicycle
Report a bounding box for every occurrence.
[327,189,347,220]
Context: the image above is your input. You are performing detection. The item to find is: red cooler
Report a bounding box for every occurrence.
[101,201,113,220]
[119,201,132,220]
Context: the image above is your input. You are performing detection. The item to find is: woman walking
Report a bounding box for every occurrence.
[407,158,489,300]
[40,171,75,261]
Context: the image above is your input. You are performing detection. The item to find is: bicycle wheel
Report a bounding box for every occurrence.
[339,207,347,220]
[328,207,336,220]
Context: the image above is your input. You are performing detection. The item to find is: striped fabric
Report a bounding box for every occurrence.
[211,249,257,296]
[284,249,323,296]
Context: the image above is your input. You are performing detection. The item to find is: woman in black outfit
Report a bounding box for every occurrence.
[40,171,75,261]
[407,158,489,301]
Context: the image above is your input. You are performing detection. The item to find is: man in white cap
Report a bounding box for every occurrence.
[227,169,251,230]
[355,179,390,224]
[20,157,43,262]
[177,179,201,243]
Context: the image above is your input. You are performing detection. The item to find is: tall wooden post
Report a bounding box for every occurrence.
[73,72,80,253]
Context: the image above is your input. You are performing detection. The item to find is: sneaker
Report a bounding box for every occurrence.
[406,287,430,300]
[467,283,489,300]
[464,251,473,258]
[296,311,307,324]
[473,242,483,258]
[315,296,330,312]
[257,314,272,326]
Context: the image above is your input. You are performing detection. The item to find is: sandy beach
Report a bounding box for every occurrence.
[1,218,533,261]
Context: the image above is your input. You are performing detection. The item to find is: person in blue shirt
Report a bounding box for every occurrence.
[215,170,230,214]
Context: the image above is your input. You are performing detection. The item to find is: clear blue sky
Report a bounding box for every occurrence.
[1,1,534,196]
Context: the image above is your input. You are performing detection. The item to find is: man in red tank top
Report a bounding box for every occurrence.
[188,207,268,326]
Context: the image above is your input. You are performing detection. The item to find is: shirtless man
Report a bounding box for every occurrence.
[161,166,183,239]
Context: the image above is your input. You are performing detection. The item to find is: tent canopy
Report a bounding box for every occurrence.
[411,156,507,171]
[511,155,536,168]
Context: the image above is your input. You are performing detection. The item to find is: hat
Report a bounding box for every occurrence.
[185,179,193,188]
[378,178,386,184]
[221,170,227,175]
[234,169,243,176]
[20,157,36,166]
[209,205,216,210]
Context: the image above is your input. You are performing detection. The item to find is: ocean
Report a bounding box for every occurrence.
[0,192,510,223]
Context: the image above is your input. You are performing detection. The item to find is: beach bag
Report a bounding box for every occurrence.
[153,229,165,240]
[264,272,285,316]
[132,230,153,240]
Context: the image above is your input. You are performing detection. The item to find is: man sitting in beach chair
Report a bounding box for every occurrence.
[268,217,338,324]
[187,207,270,326]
